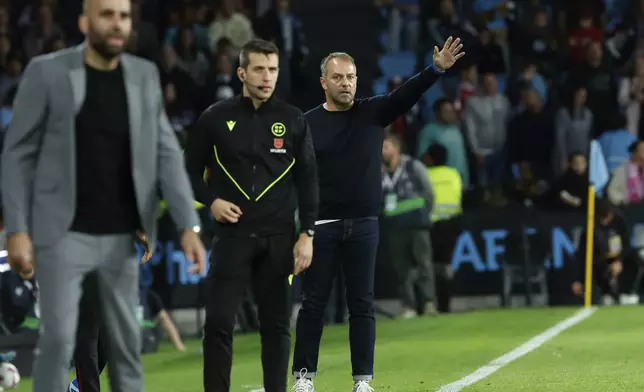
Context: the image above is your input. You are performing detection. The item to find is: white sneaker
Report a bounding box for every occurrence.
[602,295,615,306]
[352,380,374,392]
[292,369,315,392]
[399,308,417,319]
[620,294,640,305]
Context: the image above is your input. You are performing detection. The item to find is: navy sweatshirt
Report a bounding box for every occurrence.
[307,65,442,220]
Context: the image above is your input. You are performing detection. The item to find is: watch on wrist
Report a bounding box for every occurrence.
[186,225,201,234]
[301,229,315,238]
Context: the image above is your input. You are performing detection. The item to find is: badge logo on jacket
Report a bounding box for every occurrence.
[271,122,286,137]
[270,122,286,153]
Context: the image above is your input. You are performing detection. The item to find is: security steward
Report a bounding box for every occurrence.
[425,143,462,313]
[184,39,319,392]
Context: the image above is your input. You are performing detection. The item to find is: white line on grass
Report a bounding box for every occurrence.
[436,307,597,392]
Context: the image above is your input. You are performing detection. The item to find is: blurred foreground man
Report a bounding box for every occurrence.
[292,37,464,392]
[1,0,206,391]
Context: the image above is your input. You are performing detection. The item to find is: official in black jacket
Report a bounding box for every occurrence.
[185,39,318,392]
[571,199,627,304]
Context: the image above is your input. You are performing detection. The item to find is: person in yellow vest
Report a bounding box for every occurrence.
[381,133,436,319]
[425,143,462,313]
[426,144,462,222]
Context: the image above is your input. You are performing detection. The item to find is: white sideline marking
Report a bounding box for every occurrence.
[436,307,597,392]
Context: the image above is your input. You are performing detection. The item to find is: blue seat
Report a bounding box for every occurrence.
[495,74,507,93]
[378,51,416,78]
[424,51,433,68]
[473,0,504,12]
[379,32,388,49]
[422,83,445,121]
[373,77,389,95]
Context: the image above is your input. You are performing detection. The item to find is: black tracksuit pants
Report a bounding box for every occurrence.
[203,233,294,392]
[74,272,107,392]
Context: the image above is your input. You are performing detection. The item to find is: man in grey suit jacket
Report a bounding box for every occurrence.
[1,0,206,391]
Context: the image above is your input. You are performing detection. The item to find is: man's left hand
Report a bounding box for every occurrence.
[293,234,313,275]
[137,231,153,263]
[610,260,623,277]
[433,36,465,71]
[180,229,207,276]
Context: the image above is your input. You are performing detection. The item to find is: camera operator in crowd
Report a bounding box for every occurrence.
[381,132,436,318]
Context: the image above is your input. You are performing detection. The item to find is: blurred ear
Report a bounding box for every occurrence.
[78,14,88,35]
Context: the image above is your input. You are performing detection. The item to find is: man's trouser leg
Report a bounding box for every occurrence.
[339,218,379,381]
[203,236,259,392]
[75,272,108,392]
[411,230,435,307]
[293,222,344,378]
[94,234,142,392]
[387,230,415,310]
[33,233,99,392]
[253,234,294,392]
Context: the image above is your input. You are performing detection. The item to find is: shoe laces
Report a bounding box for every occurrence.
[354,380,374,392]
[292,369,313,392]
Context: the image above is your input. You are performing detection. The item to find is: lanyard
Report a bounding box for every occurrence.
[382,162,404,191]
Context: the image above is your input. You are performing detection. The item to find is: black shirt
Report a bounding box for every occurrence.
[185,95,318,237]
[70,64,141,234]
[573,214,629,283]
[307,66,441,220]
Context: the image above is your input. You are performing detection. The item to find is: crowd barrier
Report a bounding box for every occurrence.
[142,205,644,309]
[2,205,644,310]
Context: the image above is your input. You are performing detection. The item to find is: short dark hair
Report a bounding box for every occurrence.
[239,39,279,68]
[433,98,452,115]
[628,140,644,153]
[596,198,614,221]
[427,144,448,166]
[568,151,587,162]
[611,111,627,129]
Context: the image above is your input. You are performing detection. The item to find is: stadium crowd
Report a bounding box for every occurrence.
[0,0,638,211]
[377,0,644,313]
[0,0,642,338]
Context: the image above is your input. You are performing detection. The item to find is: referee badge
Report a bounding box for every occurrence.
[273,138,284,148]
[271,122,286,137]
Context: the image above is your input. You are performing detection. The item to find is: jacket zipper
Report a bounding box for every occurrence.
[251,111,257,196]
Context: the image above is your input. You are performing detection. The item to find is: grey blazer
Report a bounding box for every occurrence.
[0,44,200,250]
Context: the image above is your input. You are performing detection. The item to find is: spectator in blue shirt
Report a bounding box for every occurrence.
[597,112,637,173]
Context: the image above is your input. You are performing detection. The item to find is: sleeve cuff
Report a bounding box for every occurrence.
[299,221,314,232]
[430,64,446,74]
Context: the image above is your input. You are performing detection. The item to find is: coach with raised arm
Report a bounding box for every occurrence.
[292,37,464,392]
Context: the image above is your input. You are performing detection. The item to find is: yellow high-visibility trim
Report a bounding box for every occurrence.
[255,158,295,201]
[213,145,251,200]
[158,200,205,217]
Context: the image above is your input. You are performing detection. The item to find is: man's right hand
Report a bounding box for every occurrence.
[6,233,35,280]
[211,199,243,223]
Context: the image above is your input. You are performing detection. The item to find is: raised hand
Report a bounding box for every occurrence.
[433,36,465,71]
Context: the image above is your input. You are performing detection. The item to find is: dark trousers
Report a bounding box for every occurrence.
[202,233,294,392]
[387,229,435,310]
[74,273,107,392]
[293,218,379,380]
